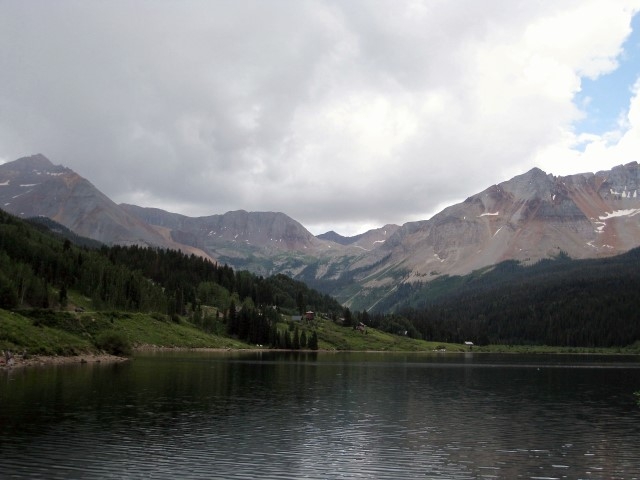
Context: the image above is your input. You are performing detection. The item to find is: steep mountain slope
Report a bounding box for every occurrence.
[336,163,640,309]
[371,248,640,347]
[119,204,366,276]
[121,205,323,252]
[318,224,400,250]
[0,154,212,258]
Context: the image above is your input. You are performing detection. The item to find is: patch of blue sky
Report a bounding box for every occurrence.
[574,13,640,137]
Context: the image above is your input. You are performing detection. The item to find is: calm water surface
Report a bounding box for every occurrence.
[1,351,640,479]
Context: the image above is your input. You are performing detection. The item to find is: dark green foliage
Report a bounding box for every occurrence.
[94,331,132,356]
[0,209,166,312]
[0,271,19,309]
[296,290,305,315]
[264,274,343,318]
[343,307,354,328]
[308,331,318,350]
[293,326,300,349]
[59,284,68,308]
[368,250,640,347]
[365,313,420,339]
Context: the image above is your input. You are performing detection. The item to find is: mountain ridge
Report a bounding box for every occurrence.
[2,154,640,309]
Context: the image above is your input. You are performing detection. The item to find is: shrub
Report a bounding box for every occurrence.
[95,331,132,356]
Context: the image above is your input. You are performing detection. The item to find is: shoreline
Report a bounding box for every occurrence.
[2,346,638,370]
[0,353,129,370]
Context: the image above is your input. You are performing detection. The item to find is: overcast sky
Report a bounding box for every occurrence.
[1,1,640,236]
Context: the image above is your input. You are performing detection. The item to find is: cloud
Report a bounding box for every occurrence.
[535,76,640,175]
[0,0,639,236]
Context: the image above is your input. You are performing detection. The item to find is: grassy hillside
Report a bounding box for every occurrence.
[0,307,467,357]
[0,309,245,356]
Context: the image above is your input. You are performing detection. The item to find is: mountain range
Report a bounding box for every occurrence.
[2,153,640,310]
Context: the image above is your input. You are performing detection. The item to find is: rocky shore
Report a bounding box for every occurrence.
[0,352,129,370]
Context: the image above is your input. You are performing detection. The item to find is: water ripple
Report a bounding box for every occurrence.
[2,352,640,479]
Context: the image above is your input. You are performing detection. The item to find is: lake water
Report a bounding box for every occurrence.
[1,351,640,479]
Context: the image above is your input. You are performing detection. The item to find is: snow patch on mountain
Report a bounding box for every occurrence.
[599,209,640,220]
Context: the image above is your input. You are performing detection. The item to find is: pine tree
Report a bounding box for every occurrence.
[227,300,238,336]
[343,307,353,328]
[59,284,68,309]
[296,290,305,315]
[293,326,300,350]
[308,331,318,350]
[0,272,18,308]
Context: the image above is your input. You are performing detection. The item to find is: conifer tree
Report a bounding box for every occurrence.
[343,307,353,328]
[59,284,68,309]
[308,331,319,350]
[228,300,238,336]
[293,326,300,350]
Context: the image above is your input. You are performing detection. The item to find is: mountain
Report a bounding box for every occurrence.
[120,205,323,252]
[25,216,104,249]
[119,204,369,277]
[332,163,640,310]
[3,154,640,311]
[318,225,400,250]
[0,154,212,259]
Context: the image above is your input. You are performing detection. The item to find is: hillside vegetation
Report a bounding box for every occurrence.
[367,251,640,348]
[2,207,640,354]
[0,208,455,355]
[0,308,465,357]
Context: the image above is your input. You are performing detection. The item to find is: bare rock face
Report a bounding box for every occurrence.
[121,204,326,254]
[352,163,640,293]
[317,225,400,250]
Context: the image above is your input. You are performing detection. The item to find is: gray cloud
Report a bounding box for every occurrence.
[1,0,639,235]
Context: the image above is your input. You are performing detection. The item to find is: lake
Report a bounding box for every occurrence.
[1,351,640,479]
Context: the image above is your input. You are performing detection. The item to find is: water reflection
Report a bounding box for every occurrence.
[2,352,639,479]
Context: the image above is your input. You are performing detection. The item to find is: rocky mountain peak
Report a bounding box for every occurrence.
[120,204,326,259]
[9,154,65,173]
[0,156,209,255]
[317,225,400,250]
[599,162,640,197]
[501,167,554,200]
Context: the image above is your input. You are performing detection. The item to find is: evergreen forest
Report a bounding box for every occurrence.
[366,251,640,348]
